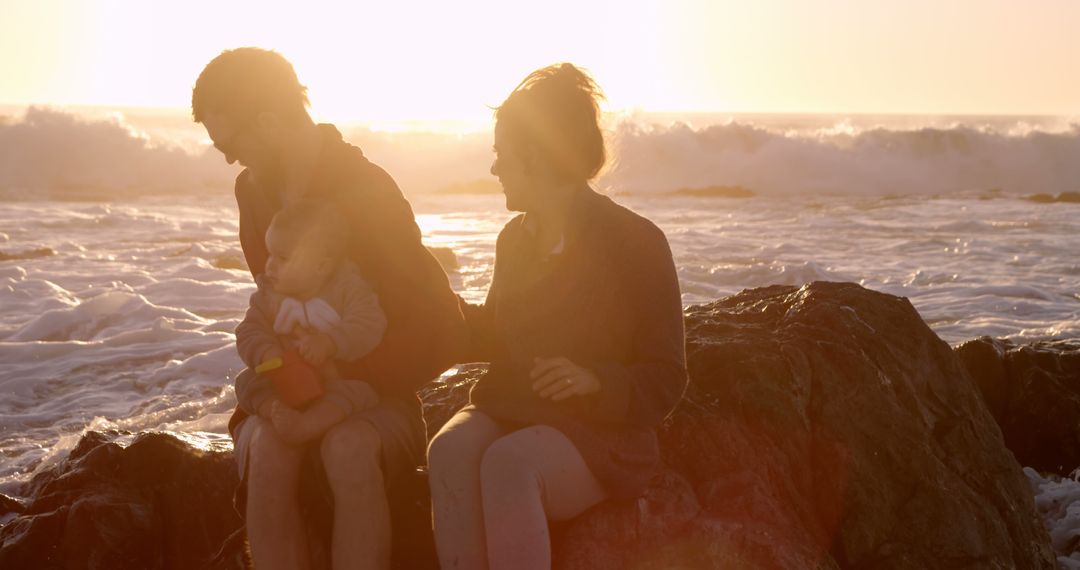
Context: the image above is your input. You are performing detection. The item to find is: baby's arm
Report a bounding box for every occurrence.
[236,281,284,367]
[235,282,284,418]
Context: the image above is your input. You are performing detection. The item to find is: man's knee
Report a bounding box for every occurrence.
[247,417,303,473]
[320,419,383,485]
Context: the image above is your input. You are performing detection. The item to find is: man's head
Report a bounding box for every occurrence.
[192,48,312,171]
[264,200,348,298]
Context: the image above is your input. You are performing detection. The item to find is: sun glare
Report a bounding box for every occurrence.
[1,0,1079,121]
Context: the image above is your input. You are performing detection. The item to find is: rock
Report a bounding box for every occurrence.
[0,494,24,520]
[1,282,1057,569]
[1026,192,1080,204]
[956,337,1080,475]
[0,431,243,569]
[667,185,755,199]
[1028,193,1057,203]
[0,247,55,262]
[426,246,459,272]
[435,178,503,195]
[551,282,1052,568]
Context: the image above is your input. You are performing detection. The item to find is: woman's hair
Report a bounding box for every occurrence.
[191,48,310,123]
[495,63,606,182]
[268,200,348,261]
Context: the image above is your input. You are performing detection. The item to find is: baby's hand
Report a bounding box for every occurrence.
[270,401,321,444]
[298,332,337,366]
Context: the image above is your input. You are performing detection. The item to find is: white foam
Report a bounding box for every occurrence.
[1028,468,1080,565]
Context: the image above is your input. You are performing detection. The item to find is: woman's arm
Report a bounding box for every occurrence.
[592,224,687,427]
[457,280,498,363]
[532,222,687,428]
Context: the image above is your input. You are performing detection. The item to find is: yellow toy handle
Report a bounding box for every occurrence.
[255,356,283,374]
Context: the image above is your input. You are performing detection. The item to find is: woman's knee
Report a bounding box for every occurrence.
[480,427,554,484]
[320,419,383,483]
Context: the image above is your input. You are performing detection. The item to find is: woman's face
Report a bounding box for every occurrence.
[491,121,536,212]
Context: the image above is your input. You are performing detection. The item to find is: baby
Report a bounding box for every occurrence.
[234,199,386,444]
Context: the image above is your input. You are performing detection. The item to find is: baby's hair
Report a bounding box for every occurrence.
[268,200,348,260]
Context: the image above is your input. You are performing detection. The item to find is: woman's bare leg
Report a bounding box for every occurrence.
[480,425,607,570]
[427,410,505,570]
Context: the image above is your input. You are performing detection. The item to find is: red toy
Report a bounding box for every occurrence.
[255,349,323,408]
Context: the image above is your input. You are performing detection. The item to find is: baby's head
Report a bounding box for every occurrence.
[264,200,347,298]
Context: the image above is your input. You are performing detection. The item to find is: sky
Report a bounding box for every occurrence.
[2,0,1080,124]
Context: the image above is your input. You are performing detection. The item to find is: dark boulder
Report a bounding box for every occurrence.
[955,337,1080,475]
[0,431,243,569]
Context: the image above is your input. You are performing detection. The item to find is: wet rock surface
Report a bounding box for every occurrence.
[0,431,242,569]
[956,337,1080,475]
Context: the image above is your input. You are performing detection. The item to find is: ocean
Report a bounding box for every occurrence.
[1,107,1078,555]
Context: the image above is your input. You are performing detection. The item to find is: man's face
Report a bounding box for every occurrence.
[202,112,274,172]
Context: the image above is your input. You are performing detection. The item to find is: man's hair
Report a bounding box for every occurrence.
[192,48,310,123]
[268,200,348,261]
[495,63,606,182]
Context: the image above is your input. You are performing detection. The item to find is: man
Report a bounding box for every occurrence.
[193,47,466,569]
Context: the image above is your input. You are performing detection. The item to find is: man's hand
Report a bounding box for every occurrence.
[530,356,602,401]
[297,332,337,366]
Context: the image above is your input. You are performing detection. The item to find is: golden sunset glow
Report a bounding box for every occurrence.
[2,0,1080,124]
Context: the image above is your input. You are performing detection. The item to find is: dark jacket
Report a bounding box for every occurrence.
[463,188,688,499]
[229,124,467,436]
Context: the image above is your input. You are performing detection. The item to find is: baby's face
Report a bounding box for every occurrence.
[264,226,331,298]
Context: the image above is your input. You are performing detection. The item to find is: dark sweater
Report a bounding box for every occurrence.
[463,188,688,499]
[228,124,467,436]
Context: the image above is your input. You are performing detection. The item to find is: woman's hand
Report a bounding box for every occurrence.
[530,356,601,401]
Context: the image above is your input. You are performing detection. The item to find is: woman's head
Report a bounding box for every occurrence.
[264,200,347,298]
[491,63,606,211]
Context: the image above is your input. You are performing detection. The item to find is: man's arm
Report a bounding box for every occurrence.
[333,163,467,391]
[324,266,387,362]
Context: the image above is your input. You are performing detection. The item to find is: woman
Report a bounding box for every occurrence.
[428,63,688,570]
